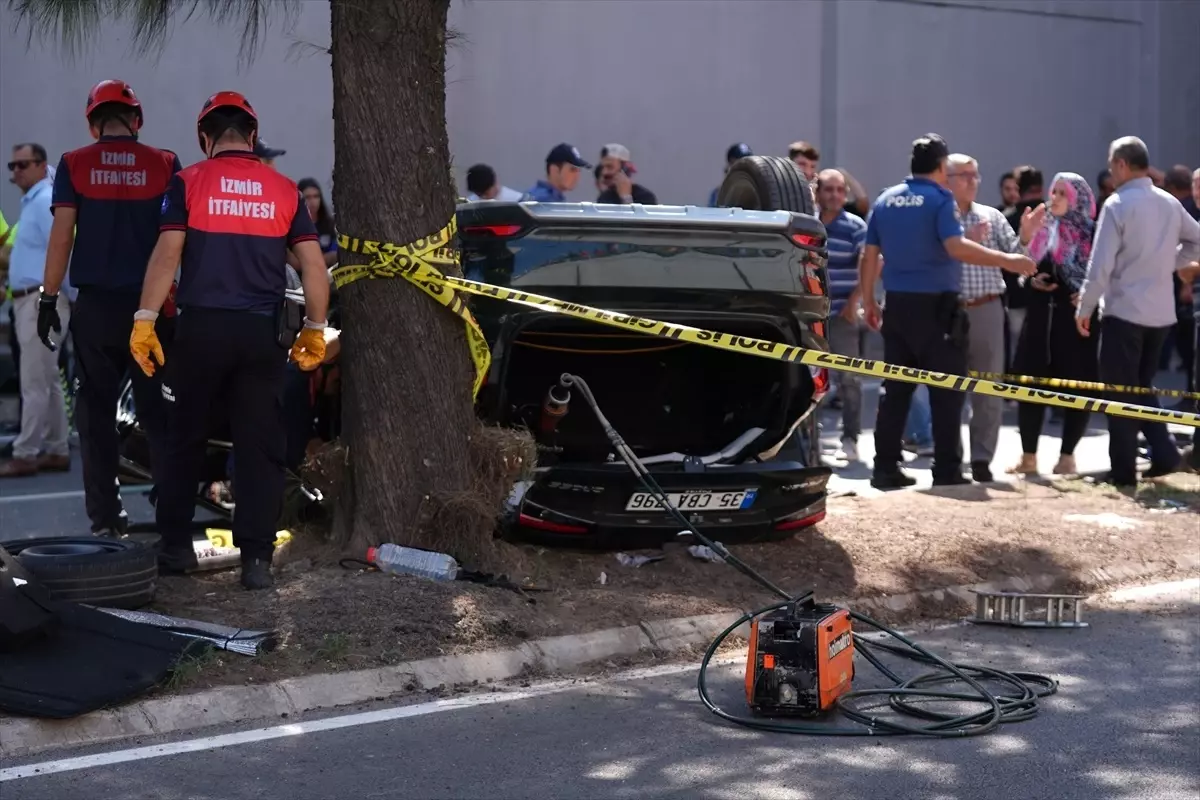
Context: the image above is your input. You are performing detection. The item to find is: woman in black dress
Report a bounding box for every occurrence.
[1007,172,1099,477]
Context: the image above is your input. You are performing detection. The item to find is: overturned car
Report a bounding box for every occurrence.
[116,157,833,550]
[461,176,832,548]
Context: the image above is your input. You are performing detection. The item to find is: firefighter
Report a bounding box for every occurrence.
[39,79,181,537]
[130,91,330,590]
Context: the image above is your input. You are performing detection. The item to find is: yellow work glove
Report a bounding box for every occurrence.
[130,318,165,377]
[290,327,326,371]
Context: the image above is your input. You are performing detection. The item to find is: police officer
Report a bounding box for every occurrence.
[130,91,330,590]
[38,79,181,537]
[859,134,1036,489]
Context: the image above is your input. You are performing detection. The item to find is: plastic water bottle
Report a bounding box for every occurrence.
[366,544,460,582]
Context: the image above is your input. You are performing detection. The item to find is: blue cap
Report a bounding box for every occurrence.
[546,143,591,169]
[254,138,286,160]
[726,143,753,163]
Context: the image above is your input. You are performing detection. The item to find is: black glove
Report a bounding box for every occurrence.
[37,292,62,352]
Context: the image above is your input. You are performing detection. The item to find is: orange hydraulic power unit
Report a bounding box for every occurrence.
[744,591,855,716]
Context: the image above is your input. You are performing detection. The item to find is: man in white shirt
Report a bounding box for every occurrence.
[1077,137,1200,485]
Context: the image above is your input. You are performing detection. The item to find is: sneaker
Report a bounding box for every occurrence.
[241,558,274,591]
[871,469,917,490]
[970,461,994,483]
[837,438,860,463]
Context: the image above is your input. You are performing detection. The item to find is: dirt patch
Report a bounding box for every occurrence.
[150,474,1199,692]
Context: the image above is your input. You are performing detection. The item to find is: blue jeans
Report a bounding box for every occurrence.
[905,386,933,446]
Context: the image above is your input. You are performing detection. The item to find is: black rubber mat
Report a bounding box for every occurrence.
[0,596,208,719]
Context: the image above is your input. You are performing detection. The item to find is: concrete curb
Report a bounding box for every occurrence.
[3,553,1197,761]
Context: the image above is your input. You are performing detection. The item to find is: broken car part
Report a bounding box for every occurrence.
[94,607,278,656]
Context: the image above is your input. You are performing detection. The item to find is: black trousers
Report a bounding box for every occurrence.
[874,292,969,478]
[157,308,286,562]
[1098,316,1179,484]
[71,289,172,532]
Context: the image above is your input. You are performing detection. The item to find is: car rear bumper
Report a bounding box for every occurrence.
[507,460,831,550]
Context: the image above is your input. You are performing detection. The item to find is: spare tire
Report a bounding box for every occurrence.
[3,536,159,610]
[716,155,815,215]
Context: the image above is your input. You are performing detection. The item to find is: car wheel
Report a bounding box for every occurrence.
[716,155,815,215]
[3,536,159,610]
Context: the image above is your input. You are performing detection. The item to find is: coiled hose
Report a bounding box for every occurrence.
[560,372,1058,738]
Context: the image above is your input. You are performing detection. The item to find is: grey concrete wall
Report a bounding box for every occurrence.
[1,0,1196,222]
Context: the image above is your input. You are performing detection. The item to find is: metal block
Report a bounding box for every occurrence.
[967,590,1090,628]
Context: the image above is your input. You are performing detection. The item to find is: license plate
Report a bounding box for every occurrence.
[625,489,758,512]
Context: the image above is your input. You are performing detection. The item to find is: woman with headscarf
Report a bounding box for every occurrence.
[1007,172,1099,477]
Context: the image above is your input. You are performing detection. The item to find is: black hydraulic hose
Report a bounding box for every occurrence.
[559,372,1059,738]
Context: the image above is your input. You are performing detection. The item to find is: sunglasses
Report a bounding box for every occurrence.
[7,158,44,172]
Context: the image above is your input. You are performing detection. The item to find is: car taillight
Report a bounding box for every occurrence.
[792,233,825,249]
[774,509,826,531]
[518,513,588,534]
[463,224,523,237]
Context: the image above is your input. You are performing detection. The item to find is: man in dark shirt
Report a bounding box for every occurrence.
[860,134,1036,489]
[1002,165,1044,367]
[996,171,1019,213]
[136,90,330,590]
[596,143,657,205]
[38,80,181,536]
[522,143,590,202]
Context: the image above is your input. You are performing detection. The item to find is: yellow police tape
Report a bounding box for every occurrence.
[964,371,1200,402]
[332,218,1200,429]
[333,216,491,398]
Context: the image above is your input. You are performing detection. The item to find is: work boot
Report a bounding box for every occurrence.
[0,458,38,478]
[933,472,970,487]
[36,453,71,472]
[241,558,274,591]
[158,545,199,575]
[870,469,916,490]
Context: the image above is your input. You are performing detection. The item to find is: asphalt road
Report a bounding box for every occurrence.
[4,581,1197,800]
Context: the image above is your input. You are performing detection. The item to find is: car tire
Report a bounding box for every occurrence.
[3,536,159,610]
[716,155,816,216]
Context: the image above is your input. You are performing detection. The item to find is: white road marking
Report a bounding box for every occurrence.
[0,485,152,505]
[0,658,740,782]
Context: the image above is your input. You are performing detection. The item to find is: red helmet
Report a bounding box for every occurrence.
[85,79,143,127]
[196,91,258,154]
[197,91,257,127]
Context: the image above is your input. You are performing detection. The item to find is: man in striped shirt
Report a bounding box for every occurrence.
[816,169,869,462]
[946,154,1023,483]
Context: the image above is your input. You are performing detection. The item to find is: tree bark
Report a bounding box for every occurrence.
[328,0,487,562]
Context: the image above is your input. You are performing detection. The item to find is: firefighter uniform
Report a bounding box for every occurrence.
[50,80,180,535]
[151,92,320,584]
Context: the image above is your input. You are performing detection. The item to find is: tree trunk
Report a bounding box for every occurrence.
[328,0,494,564]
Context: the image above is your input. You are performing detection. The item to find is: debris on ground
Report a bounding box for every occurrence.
[615,552,665,568]
[687,544,726,563]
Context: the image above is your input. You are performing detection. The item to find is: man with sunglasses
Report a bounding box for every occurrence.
[1,143,73,478]
[37,80,181,536]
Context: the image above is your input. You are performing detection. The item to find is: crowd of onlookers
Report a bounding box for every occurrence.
[465,136,1200,487]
